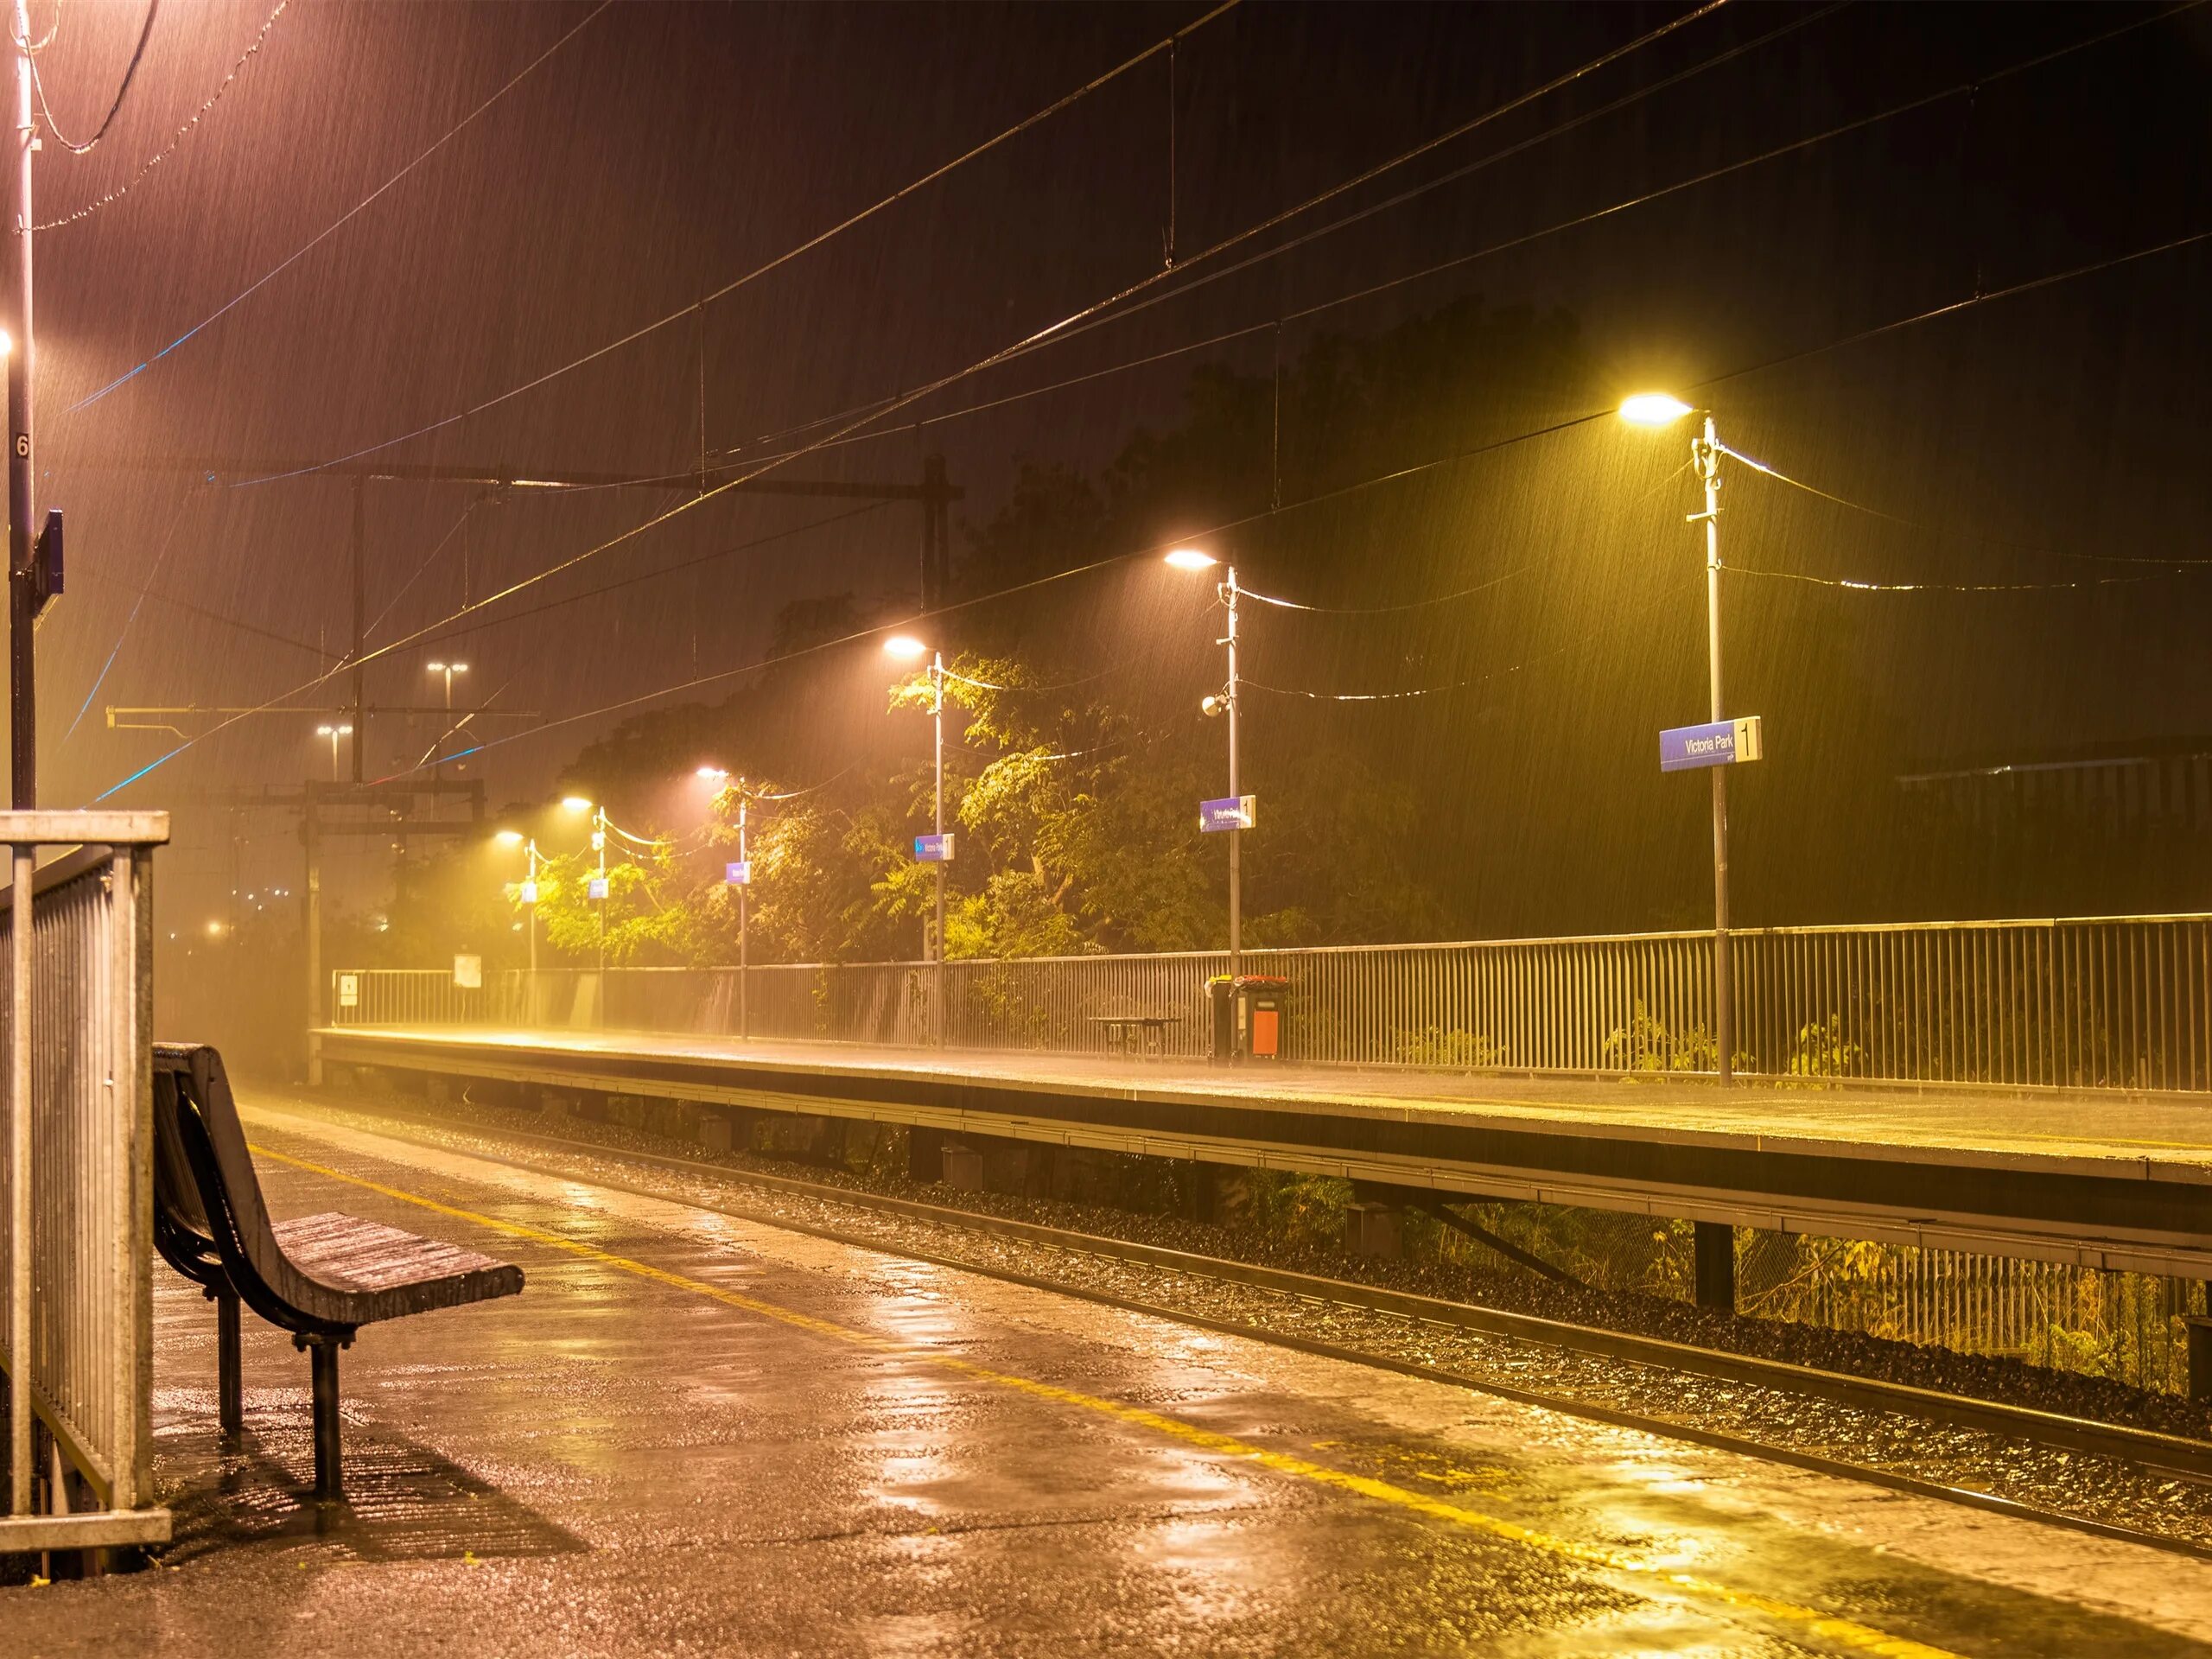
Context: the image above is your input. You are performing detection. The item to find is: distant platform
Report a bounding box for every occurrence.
[319,1024,2212,1278]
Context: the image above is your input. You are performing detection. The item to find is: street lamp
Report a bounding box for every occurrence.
[1165,548,1243,985]
[314,722,353,780]
[1621,392,1735,1084]
[886,635,946,1046]
[493,828,543,990]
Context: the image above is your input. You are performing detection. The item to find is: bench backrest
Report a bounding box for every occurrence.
[151,1043,359,1337]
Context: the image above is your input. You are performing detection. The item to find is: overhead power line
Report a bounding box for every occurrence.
[1714,439,2212,568]
[32,0,160,154]
[362,226,2212,789]
[37,0,291,232]
[82,7,1724,800]
[1239,564,1531,615]
[704,0,2195,475]
[85,16,2206,804]
[228,0,1245,488]
[1728,564,2203,595]
[67,0,613,410]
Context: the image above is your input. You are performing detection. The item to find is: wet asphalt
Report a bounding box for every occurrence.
[7,1103,2210,1658]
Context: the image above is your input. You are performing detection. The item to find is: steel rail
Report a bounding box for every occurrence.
[271,1094,2212,1559]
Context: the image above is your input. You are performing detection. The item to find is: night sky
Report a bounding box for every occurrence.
[15,0,2211,939]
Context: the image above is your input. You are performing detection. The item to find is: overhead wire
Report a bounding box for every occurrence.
[38,0,291,232]
[1727,564,2200,595]
[401,499,895,650]
[86,11,2208,802]
[85,8,1722,800]
[1238,564,1532,615]
[691,0,1777,468]
[363,497,480,640]
[701,0,2190,474]
[1713,440,2212,567]
[67,0,613,410]
[32,0,159,154]
[383,224,2212,787]
[227,0,1246,488]
[60,481,200,744]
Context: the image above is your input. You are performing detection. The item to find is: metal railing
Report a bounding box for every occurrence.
[334,911,2212,1091]
[2,812,171,1554]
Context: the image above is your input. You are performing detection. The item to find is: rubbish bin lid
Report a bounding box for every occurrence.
[1233,975,1292,988]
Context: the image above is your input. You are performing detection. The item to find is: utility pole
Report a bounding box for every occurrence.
[736,784,749,1040]
[1694,415,1733,1085]
[1224,566,1242,984]
[303,802,321,1084]
[349,476,365,783]
[8,0,35,809]
[931,652,945,1046]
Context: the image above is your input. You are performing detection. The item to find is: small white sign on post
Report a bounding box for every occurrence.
[453,953,483,990]
[337,973,359,1009]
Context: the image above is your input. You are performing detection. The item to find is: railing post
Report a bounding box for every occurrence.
[5,838,26,1516]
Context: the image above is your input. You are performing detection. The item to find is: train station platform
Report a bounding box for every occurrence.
[9,1090,2203,1655]
[318,1025,2212,1280]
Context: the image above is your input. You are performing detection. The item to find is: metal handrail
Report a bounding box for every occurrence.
[333,909,2212,1093]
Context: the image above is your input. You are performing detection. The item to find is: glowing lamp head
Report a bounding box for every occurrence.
[560,795,593,814]
[0,330,12,356]
[493,829,524,847]
[1163,548,1217,571]
[881,634,930,663]
[695,766,729,782]
[427,661,446,674]
[1619,392,1694,427]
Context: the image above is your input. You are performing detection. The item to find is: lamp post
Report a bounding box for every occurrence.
[427,661,468,776]
[1165,548,1242,983]
[885,634,946,1046]
[315,722,353,781]
[696,766,748,1039]
[1621,393,1735,1084]
[494,828,537,974]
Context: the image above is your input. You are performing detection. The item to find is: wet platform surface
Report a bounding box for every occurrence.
[324,1024,2212,1174]
[321,1023,2212,1277]
[10,1088,2212,1656]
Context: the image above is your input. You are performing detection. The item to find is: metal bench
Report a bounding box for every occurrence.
[150,1043,523,1501]
[1089,1014,1182,1058]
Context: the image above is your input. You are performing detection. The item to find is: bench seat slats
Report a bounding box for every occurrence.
[272,1213,523,1315]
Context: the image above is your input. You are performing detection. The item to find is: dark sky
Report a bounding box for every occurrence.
[15,0,2211,924]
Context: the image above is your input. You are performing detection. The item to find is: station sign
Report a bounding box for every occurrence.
[1199,795,1256,833]
[587,875,609,900]
[913,833,956,863]
[1659,716,1764,773]
[518,880,538,905]
[337,973,359,1009]
[725,860,752,887]
[453,954,483,990]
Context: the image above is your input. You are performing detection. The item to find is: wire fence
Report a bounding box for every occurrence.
[338,912,2212,1090]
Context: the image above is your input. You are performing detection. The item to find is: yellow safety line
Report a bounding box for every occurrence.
[250,1140,1960,1659]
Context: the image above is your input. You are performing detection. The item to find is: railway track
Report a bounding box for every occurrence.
[265,1091,2212,1560]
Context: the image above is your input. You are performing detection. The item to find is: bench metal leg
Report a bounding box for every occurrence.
[216,1292,243,1438]
[307,1340,343,1502]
